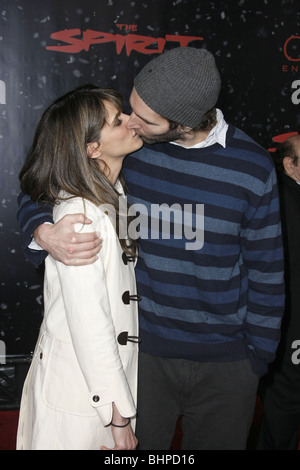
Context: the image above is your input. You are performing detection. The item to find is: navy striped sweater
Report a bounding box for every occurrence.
[17,124,285,376]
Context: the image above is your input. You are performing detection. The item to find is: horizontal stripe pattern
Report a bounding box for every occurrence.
[17,125,285,376]
[123,125,285,376]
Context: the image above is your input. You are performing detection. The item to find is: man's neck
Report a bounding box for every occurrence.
[173,129,211,148]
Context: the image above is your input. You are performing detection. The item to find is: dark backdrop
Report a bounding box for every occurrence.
[0,0,299,356]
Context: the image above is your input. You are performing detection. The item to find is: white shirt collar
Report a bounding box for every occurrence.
[170,109,228,149]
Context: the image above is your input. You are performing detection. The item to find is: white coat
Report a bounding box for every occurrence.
[17,187,139,450]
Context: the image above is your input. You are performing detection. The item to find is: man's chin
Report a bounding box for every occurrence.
[140,135,171,145]
[141,136,159,144]
[140,128,187,145]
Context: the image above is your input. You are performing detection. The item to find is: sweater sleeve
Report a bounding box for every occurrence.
[17,192,53,267]
[241,168,285,376]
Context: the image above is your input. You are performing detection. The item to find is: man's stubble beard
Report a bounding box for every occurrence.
[140,126,188,145]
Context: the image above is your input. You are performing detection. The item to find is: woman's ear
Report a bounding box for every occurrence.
[87,142,102,159]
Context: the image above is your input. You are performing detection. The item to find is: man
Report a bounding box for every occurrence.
[17,47,285,449]
[258,135,300,450]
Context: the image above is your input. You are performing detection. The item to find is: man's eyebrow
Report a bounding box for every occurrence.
[132,110,158,126]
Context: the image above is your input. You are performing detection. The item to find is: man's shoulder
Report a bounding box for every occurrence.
[228,125,268,156]
[226,124,274,171]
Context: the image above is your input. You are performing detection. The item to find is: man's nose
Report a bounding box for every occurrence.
[127,112,141,129]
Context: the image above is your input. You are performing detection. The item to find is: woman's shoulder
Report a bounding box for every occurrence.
[53,192,103,221]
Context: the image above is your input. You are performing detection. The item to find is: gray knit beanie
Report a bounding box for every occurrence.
[134,47,221,128]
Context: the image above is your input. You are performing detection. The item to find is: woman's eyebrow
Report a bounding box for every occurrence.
[112,112,121,125]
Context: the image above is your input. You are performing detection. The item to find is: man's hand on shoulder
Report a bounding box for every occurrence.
[34,213,102,266]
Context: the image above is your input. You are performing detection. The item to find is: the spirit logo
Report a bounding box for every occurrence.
[46,29,203,56]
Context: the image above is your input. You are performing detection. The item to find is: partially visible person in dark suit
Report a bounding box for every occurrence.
[258,134,300,450]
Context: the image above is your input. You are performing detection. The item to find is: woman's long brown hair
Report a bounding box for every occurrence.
[19,84,137,257]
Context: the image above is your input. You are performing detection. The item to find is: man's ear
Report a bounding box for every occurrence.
[283,156,294,177]
[87,142,102,159]
[180,125,193,134]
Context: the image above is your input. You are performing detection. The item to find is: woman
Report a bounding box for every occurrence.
[16,84,143,450]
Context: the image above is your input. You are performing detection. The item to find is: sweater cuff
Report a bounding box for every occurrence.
[22,215,53,267]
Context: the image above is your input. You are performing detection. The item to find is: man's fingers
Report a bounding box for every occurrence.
[68,231,102,246]
[45,213,104,265]
[64,255,100,267]
[69,247,101,261]
[66,239,102,256]
[63,213,93,225]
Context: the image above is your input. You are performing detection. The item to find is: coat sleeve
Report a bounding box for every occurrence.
[53,198,136,426]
